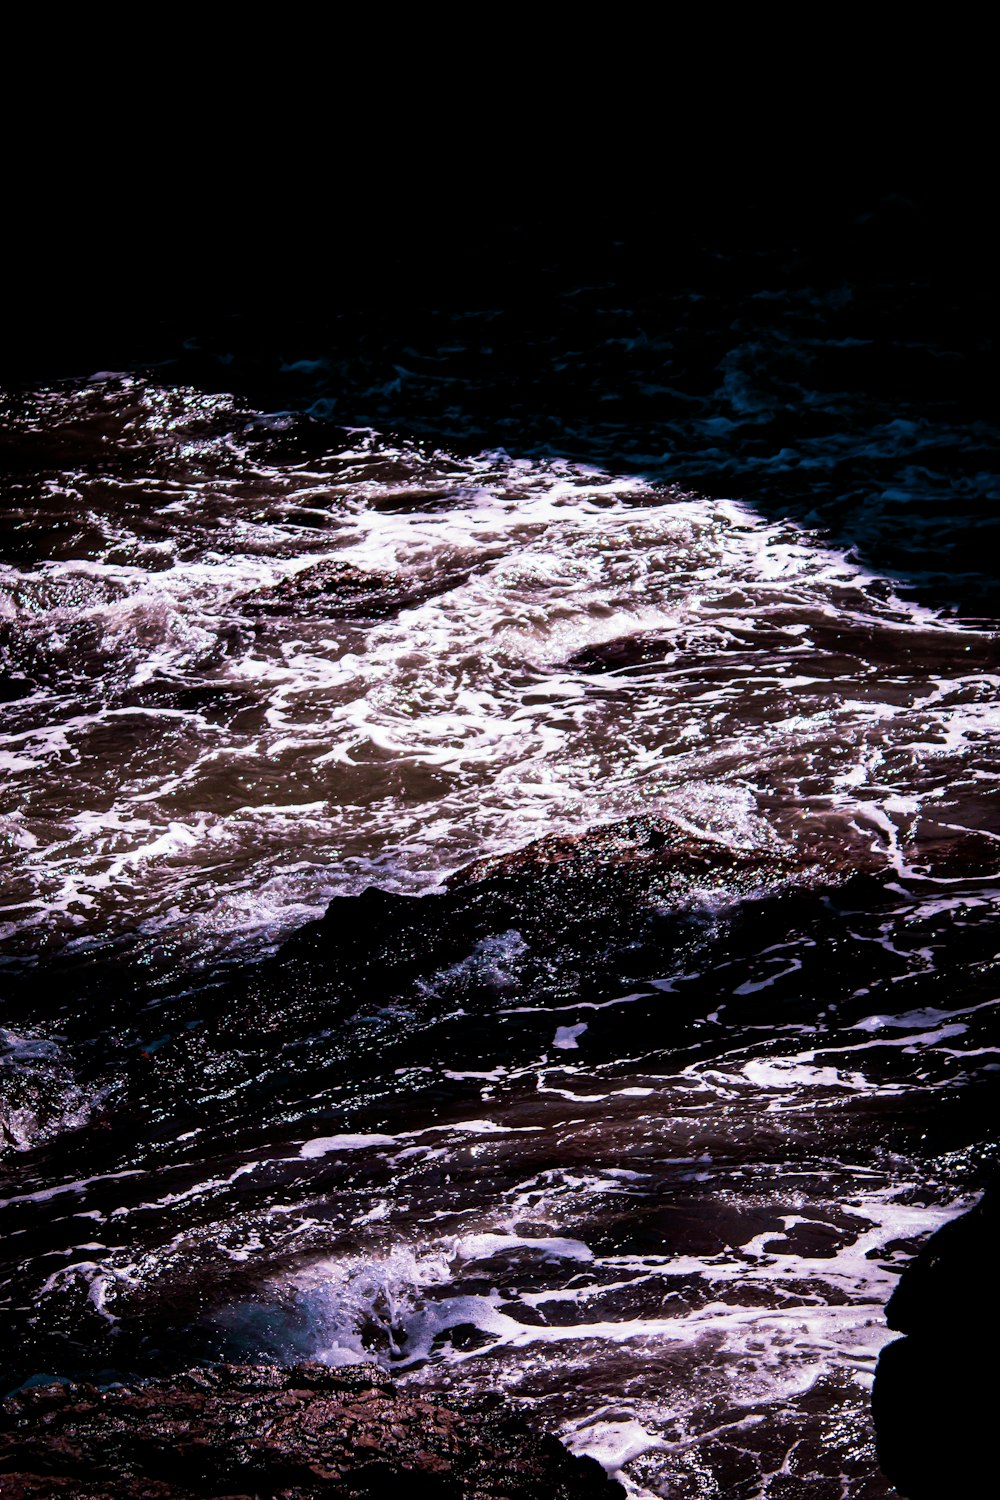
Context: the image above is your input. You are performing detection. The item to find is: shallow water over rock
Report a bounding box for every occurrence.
[1,1360,622,1498]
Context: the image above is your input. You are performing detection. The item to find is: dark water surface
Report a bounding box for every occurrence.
[2,218,999,1497]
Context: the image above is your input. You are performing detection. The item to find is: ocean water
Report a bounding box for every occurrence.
[2,238,998,1497]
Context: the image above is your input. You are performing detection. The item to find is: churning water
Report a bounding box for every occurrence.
[2,257,999,1498]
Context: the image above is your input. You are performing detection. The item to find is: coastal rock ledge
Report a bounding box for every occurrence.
[872,1186,999,1498]
[0,1361,624,1499]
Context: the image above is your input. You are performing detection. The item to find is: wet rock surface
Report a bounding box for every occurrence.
[1,809,887,1180]
[236,560,464,619]
[0,1361,623,1499]
[448,813,816,892]
[139,813,857,1111]
[288,813,841,982]
[0,809,888,1177]
[0,809,930,1410]
[872,1185,1000,1498]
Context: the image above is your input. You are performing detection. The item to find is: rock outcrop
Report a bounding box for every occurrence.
[236,560,462,620]
[0,1361,623,1498]
[284,813,821,976]
[872,1186,1000,1498]
[130,811,876,1134]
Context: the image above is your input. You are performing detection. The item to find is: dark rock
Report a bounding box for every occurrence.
[257,814,827,1036]
[448,813,810,896]
[0,1361,624,1498]
[136,812,876,1128]
[236,560,464,620]
[0,673,35,702]
[872,1186,1000,1497]
[297,813,823,964]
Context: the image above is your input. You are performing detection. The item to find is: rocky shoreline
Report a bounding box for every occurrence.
[873,1186,998,1499]
[0,1361,623,1499]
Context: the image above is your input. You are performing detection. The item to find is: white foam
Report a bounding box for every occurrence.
[5,412,996,960]
[418,1119,543,1137]
[299,1134,398,1158]
[0,1170,145,1211]
[451,1232,593,1264]
[741,1059,865,1091]
[553,1023,588,1050]
[564,1415,667,1478]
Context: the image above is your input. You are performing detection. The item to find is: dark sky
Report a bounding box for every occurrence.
[3,65,991,380]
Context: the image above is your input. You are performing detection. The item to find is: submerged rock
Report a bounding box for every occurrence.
[274,812,848,1007]
[236,560,463,619]
[135,811,878,1128]
[449,813,807,895]
[872,1186,1000,1498]
[0,1361,623,1498]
